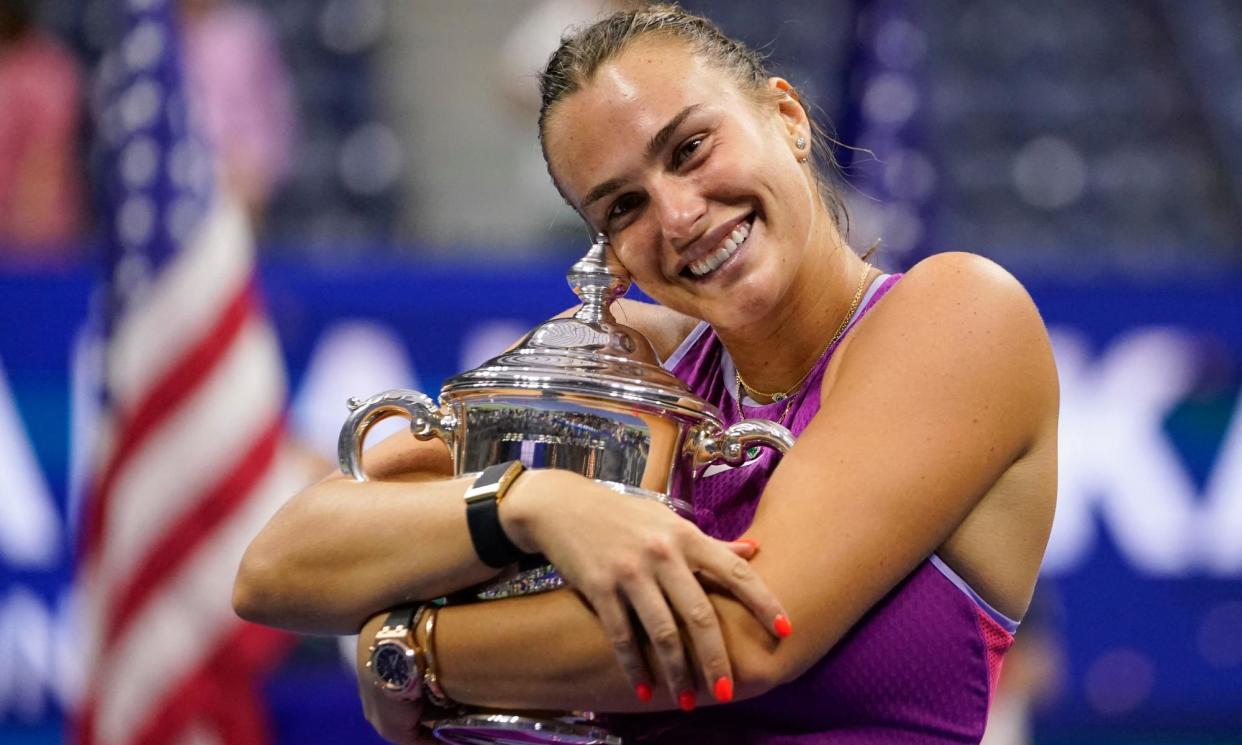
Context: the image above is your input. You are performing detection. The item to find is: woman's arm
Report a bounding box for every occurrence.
[356,587,779,717]
[355,253,1058,713]
[232,431,495,634]
[233,299,702,635]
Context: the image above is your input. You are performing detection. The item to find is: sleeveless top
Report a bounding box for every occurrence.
[612,274,1017,744]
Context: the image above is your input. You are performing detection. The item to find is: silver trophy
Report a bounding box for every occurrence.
[339,234,794,745]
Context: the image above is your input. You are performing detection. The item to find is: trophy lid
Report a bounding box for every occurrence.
[441,234,717,418]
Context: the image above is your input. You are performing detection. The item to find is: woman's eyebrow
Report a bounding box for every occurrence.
[645,104,701,160]
[582,177,626,210]
[581,104,703,210]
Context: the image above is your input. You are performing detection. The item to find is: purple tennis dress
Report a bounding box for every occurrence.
[614,274,1017,744]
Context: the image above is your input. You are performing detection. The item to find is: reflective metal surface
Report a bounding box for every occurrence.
[457,401,650,483]
[428,714,621,745]
[339,389,457,481]
[339,235,795,744]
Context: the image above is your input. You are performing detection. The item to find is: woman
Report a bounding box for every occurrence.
[234,6,1058,743]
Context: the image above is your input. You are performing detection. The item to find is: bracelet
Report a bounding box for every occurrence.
[420,605,455,709]
[407,604,432,698]
[464,461,534,568]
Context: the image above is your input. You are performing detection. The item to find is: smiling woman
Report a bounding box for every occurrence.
[233,5,1059,744]
[540,25,850,367]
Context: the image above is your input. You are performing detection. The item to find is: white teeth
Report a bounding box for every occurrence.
[688,219,751,277]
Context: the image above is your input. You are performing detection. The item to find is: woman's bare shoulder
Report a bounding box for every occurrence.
[844,250,1058,426]
[898,250,1029,292]
[868,251,1048,338]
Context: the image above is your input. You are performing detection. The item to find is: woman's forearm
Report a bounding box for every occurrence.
[421,589,782,713]
[234,471,505,634]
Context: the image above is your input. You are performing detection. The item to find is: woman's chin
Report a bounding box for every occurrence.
[700,289,783,333]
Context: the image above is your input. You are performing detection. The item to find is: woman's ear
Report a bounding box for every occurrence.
[767,77,810,140]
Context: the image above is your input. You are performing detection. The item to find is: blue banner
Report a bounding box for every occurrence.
[1,259,1240,743]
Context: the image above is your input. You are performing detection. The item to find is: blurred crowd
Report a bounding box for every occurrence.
[2,0,1240,275]
[0,0,84,260]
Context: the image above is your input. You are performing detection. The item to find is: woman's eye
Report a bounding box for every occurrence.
[674,137,704,167]
[608,194,641,221]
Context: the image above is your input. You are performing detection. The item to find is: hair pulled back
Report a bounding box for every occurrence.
[537,3,847,229]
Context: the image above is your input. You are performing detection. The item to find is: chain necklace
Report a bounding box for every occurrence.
[734,263,872,422]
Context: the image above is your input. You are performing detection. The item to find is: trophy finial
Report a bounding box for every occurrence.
[568,233,630,323]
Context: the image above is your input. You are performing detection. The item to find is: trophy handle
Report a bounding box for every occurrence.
[337,389,457,481]
[688,419,795,470]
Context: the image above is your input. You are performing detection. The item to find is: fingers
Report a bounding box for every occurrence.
[726,537,759,559]
[656,560,735,707]
[697,539,791,640]
[358,676,426,744]
[622,575,699,709]
[603,529,786,710]
[586,587,654,701]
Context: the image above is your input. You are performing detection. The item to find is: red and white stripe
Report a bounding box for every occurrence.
[76,193,302,745]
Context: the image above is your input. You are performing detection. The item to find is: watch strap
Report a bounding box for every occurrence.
[465,461,532,568]
[382,605,415,632]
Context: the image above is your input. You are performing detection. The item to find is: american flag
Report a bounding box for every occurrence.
[75,1,303,743]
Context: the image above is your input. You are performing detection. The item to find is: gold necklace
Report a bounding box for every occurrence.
[735,263,872,420]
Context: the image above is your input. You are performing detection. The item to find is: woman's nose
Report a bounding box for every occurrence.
[651,178,707,249]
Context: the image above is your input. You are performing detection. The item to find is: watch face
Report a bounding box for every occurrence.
[371,643,413,689]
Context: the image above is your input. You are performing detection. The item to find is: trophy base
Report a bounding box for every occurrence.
[427,713,621,745]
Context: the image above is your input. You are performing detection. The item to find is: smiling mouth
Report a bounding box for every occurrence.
[682,214,754,280]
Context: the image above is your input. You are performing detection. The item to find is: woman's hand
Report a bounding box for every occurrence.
[358,686,434,745]
[500,469,790,709]
[355,613,439,745]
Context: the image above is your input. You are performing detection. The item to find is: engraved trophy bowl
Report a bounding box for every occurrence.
[338,235,795,745]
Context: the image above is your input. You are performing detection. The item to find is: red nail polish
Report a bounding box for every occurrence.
[736,538,759,550]
[713,676,734,703]
[678,690,696,712]
[634,683,653,702]
[774,613,793,638]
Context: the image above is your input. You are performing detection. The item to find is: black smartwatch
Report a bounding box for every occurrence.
[464,461,533,568]
[367,606,423,700]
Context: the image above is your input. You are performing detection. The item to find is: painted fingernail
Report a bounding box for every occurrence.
[713,676,734,703]
[634,683,653,702]
[774,613,793,638]
[736,538,759,551]
[678,690,697,712]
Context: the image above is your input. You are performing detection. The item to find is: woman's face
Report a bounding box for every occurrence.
[543,38,821,332]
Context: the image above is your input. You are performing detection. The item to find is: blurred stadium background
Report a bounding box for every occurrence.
[1,0,1240,744]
